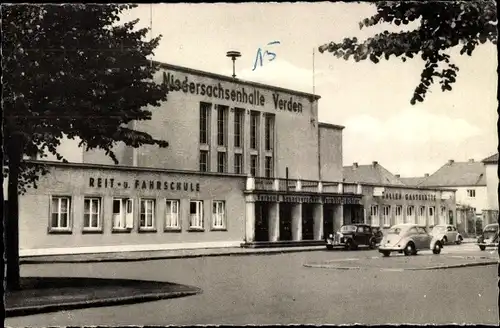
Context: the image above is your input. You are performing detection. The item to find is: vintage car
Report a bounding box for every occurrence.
[378,223,443,257]
[430,224,463,245]
[326,224,377,250]
[477,223,499,251]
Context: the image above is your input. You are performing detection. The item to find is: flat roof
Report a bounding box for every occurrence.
[319,122,345,130]
[154,61,322,101]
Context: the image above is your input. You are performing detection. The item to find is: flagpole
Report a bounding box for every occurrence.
[312,47,316,95]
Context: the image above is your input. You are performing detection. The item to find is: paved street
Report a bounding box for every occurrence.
[6,244,499,326]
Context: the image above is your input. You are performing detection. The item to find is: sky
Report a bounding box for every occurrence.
[118,2,498,178]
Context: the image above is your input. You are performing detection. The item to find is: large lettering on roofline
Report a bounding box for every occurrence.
[163,72,304,113]
[88,177,200,192]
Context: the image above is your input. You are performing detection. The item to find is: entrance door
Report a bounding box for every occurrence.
[255,202,269,242]
[302,204,314,240]
[323,205,334,237]
[279,203,292,241]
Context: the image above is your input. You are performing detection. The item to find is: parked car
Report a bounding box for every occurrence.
[477,223,499,251]
[431,224,463,245]
[371,226,384,245]
[326,224,377,250]
[378,223,443,257]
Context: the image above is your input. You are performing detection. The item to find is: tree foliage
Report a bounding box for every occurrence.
[2,4,169,193]
[318,0,497,104]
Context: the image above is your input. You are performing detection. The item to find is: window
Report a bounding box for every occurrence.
[428,206,435,226]
[265,156,273,178]
[212,201,226,230]
[200,150,209,172]
[370,205,379,226]
[440,206,447,225]
[383,205,391,227]
[234,108,244,148]
[418,206,426,226]
[467,189,476,198]
[417,227,427,234]
[140,199,156,230]
[217,105,228,146]
[165,200,180,230]
[250,155,258,177]
[199,102,211,144]
[395,205,403,225]
[112,198,134,230]
[190,200,204,230]
[50,196,71,231]
[234,153,243,174]
[83,197,101,231]
[217,151,227,173]
[264,114,275,151]
[250,111,260,150]
[406,205,415,223]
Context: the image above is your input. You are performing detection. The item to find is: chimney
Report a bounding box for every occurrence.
[372,161,378,167]
[353,162,358,169]
[424,173,429,177]
[395,174,400,178]
[468,158,474,163]
[448,159,454,165]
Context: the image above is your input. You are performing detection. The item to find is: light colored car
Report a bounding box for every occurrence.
[431,224,463,245]
[477,223,499,251]
[378,223,443,257]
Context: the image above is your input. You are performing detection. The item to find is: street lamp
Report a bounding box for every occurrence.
[226,50,241,78]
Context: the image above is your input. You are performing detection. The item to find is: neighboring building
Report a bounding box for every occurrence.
[481,153,498,226]
[417,159,487,216]
[343,162,457,231]
[15,61,363,257]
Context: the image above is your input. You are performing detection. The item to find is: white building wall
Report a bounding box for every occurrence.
[485,163,498,210]
[441,186,488,214]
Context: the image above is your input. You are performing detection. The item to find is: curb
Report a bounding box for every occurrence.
[6,288,202,318]
[303,260,498,271]
[20,246,330,264]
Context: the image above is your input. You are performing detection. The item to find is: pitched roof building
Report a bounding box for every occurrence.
[419,159,486,188]
[343,161,405,186]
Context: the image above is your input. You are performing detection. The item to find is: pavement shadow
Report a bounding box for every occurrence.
[5,276,202,317]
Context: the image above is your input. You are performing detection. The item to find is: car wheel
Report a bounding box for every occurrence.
[346,239,356,251]
[381,251,391,257]
[326,245,333,250]
[369,238,377,249]
[404,242,415,256]
[479,245,486,251]
[432,242,442,254]
[442,236,448,245]
[455,236,463,245]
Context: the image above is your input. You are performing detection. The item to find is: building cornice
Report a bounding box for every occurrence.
[318,122,345,130]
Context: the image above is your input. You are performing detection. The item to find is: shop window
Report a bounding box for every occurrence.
[250,111,260,150]
[212,200,226,230]
[234,153,243,174]
[165,200,180,230]
[370,205,379,226]
[428,206,435,226]
[250,155,259,177]
[199,102,211,144]
[418,206,426,226]
[217,105,228,146]
[395,205,403,225]
[49,196,72,232]
[383,205,391,227]
[217,151,227,173]
[234,108,244,148]
[83,197,101,231]
[199,150,209,172]
[264,156,273,178]
[139,199,156,230]
[406,205,415,223]
[440,206,447,225]
[467,189,476,198]
[112,198,134,231]
[189,200,204,230]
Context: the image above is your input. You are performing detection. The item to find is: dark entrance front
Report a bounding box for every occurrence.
[302,203,315,240]
[279,203,293,241]
[344,204,364,225]
[255,202,270,242]
[323,204,335,238]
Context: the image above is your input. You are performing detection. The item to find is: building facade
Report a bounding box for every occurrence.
[344,162,457,231]
[14,62,362,256]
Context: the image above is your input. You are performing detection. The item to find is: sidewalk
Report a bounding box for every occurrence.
[21,245,327,264]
